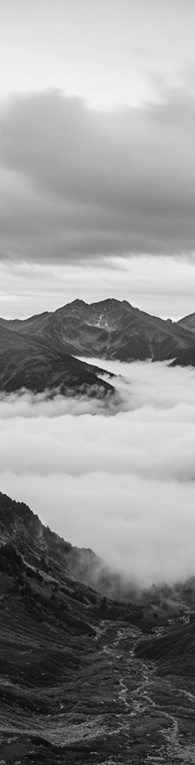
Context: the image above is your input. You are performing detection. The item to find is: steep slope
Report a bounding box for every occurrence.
[0,324,114,397]
[171,348,195,367]
[2,298,195,363]
[177,312,195,333]
[0,491,142,614]
[135,619,195,677]
[1,491,195,763]
[0,490,103,582]
[1,490,194,618]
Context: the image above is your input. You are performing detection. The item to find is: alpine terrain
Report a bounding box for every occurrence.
[0,299,195,400]
[1,492,195,764]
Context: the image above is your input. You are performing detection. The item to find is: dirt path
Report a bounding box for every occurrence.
[1,617,195,764]
[99,621,195,764]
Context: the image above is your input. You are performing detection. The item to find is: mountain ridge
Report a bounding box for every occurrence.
[1,298,195,369]
[0,322,115,397]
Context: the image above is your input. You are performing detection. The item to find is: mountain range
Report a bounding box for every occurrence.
[1,490,195,763]
[0,298,195,397]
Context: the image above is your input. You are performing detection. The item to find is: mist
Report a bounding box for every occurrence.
[1,359,195,586]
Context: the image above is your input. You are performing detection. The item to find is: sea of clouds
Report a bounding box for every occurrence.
[1,359,195,586]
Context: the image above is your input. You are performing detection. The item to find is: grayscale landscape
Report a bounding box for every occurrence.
[1,299,195,763]
[2,484,195,764]
[1,1,195,763]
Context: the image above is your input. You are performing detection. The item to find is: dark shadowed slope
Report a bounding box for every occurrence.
[0,324,114,397]
[2,491,195,763]
[135,619,195,677]
[0,490,142,624]
[1,297,195,364]
[0,491,144,613]
[171,348,195,367]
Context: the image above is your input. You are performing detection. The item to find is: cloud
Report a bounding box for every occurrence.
[1,360,195,585]
[0,88,195,261]
[1,255,195,323]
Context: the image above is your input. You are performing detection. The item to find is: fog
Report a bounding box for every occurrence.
[1,360,195,585]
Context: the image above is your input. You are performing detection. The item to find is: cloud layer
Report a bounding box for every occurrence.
[0,88,195,262]
[1,360,195,585]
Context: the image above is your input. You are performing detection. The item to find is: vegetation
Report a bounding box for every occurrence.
[1,491,195,763]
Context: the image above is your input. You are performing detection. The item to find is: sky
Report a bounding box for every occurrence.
[0,0,195,319]
[2,359,195,585]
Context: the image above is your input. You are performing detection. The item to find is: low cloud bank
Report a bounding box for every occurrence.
[1,360,195,585]
[0,386,120,418]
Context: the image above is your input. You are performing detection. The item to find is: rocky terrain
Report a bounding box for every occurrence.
[1,298,195,367]
[1,299,195,398]
[0,323,114,398]
[1,492,195,764]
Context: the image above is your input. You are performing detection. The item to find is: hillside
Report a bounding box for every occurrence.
[0,324,114,397]
[177,312,195,334]
[1,298,195,366]
[1,491,195,762]
[135,620,195,677]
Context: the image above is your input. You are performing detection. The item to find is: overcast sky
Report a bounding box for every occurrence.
[0,0,195,319]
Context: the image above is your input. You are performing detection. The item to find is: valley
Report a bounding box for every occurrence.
[1,299,195,399]
[1,299,195,763]
[1,4,195,763]
[1,493,195,764]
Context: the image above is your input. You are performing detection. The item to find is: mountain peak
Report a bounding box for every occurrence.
[1,298,195,374]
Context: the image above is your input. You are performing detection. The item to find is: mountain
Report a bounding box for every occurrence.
[171,348,195,367]
[1,490,195,763]
[0,323,114,397]
[136,619,195,677]
[0,491,143,615]
[177,312,195,333]
[1,298,195,367]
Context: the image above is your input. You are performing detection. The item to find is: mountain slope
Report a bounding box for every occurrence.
[135,619,195,677]
[0,491,142,613]
[1,491,195,763]
[0,324,114,397]
[2,298,195,364]
[177,312,195,333]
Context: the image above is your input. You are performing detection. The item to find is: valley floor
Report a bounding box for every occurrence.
[1,614,195,764]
